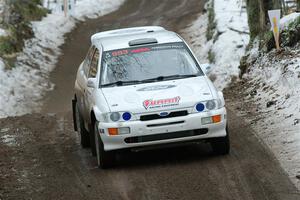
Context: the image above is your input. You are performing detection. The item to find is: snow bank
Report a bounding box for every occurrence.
[182,0,249,90]
[183,0,300,190]
[0,0,6,37]
[211,0,249,90]
[181,11,212,64]
[241,13,300,189]
[0,0,125,118]
[0,28,6,36]
[243,43,300,189]
[280,12,300,29]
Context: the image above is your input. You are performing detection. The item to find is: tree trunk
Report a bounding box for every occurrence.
[246,0,286,40]
[281,0,287,15]
[272,0,282,9]
[246,0,269,40]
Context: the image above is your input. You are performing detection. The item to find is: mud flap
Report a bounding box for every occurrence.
[72,99,78,131]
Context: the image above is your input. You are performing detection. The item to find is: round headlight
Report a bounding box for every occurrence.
[110,112,120,122]
[206,100,216,110]
[122,112,132,121]
[196,103,205,112]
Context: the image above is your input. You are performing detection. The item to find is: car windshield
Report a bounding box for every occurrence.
[100,42,203,87]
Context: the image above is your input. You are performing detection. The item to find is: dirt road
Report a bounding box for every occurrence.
[1,0,300,199]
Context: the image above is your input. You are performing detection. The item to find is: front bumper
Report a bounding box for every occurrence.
[98,107,227,151]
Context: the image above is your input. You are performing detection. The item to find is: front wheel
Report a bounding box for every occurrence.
[94,122,115,168]
[210,126,230,155]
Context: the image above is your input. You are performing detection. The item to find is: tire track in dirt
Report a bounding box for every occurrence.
[1,0,300,199]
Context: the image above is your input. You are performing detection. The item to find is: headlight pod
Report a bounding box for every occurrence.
[122,112,132,121]
[110,112,121,122]
[103,112,133,122]
[195,99,223,112]
[196,103,205,112]
[206,100,216,110]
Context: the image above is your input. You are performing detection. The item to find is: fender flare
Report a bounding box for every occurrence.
[91,106,102,123]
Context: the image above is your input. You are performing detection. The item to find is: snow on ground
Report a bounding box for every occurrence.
[184,0,300,190]
[0,127,16,146]
[0,28,6,36]
[280,12,300,29]
[242,13,300,188]
[212,0,249,90]
[181,12,212,65]
[243,41,300,189]
[0,0,125,118]
[1,134,16,147]
[183,0,249,90]
[0,1,6,37]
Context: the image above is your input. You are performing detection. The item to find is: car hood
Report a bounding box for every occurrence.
[101,77,214,113]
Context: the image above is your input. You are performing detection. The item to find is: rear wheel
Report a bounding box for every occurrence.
[94,122,115,168]
[210,126,230,155]
[75,104,90,148]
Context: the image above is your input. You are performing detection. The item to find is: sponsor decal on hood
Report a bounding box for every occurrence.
[143,96,181,110]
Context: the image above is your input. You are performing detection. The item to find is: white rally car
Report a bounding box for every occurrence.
[72,26,229,168]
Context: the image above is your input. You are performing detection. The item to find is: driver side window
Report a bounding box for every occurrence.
[83,46,95,77]
[88,49,100,78]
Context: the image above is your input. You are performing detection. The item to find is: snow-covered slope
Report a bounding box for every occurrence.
[182,0,249,90]
[243,33,300,189]
[183,0,300,190]
[0,0,125,117]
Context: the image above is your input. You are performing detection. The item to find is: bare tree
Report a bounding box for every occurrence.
[272,0,282,9]
[246,0,269,39]
[246,0,288,40]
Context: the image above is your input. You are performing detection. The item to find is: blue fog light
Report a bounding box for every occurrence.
[122,112,132,121]
[196,103,205,112]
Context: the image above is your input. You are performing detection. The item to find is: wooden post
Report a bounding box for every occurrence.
[64,0,68,17]
[273,17,280,49]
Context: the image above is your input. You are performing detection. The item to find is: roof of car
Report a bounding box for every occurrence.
[91,26,183,51]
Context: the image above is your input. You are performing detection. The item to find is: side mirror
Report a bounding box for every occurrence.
[201,63,213,74]
[87,78,97,88]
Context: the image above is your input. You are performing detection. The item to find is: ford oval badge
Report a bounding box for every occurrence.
[159,112,169,117]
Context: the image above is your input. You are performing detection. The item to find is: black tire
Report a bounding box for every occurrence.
[75,104,90,148]
[94,122,115,168]
[89,123,97,156]
[210,126,230,155]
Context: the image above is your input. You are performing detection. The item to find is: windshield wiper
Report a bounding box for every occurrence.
[101,80,144,87]
[142,74,198,82]
[101,74,198,87]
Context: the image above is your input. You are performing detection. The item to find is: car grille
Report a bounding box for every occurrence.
[140,110,188,121]
[124,129,208,144]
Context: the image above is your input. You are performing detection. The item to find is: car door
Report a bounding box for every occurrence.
[85,48,100,120]
[79,46,96,120]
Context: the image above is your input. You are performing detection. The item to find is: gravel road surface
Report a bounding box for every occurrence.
[1,0,299,199]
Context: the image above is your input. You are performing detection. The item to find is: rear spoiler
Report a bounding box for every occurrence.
[129,38,158,46]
